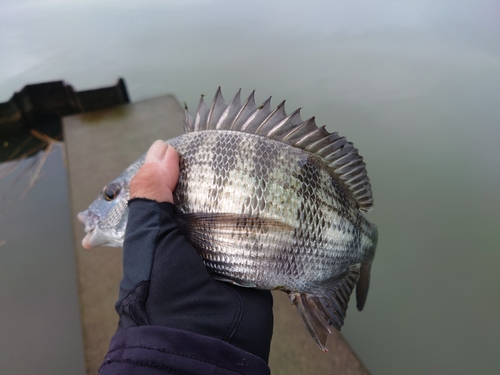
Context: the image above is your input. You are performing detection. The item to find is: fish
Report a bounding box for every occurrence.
[77,88,378,351]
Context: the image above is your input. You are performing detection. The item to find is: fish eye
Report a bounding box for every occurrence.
[103,183,121,201]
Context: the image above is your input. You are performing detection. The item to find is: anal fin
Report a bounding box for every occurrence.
[289,266,359,351]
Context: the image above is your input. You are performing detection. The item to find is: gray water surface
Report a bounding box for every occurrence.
[0,148,86,375]
[1,1,499,374]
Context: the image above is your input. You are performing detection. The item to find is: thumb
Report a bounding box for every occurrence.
[145,140,168,164]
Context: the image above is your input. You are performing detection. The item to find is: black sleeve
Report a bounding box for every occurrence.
[99,325,270,375]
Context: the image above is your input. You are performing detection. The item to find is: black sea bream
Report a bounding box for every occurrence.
[78,88,378,351]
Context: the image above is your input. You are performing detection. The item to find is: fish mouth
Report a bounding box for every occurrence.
[78,210,98,232]
[78,210,99,249]
[77,209,125,249]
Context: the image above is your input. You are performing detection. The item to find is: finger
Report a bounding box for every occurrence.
[162,145,180,193]
[145,140,167,163]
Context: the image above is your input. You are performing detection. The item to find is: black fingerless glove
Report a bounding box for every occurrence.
[116,198,274,362]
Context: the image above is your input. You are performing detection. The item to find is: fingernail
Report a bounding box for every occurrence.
[146,140,167,162]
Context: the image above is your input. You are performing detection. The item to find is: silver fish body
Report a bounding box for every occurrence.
[168,131,376,293]
[78,88,378,351]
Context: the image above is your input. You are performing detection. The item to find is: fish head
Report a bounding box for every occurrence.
[77,155,145,249]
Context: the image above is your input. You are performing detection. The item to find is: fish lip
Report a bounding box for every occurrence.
[78,210,125,249]
[82,226,124,249]
[78,210,99,233]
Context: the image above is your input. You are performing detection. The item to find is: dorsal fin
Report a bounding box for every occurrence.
[184,88,374,212]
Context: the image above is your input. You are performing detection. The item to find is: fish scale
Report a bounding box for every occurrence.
[78,88,378,351]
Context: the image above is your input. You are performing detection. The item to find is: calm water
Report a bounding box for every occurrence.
[0,147,86,374]
[1,1,499,374]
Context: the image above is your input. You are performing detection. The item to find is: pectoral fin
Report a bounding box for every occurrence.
[176,212,293,233]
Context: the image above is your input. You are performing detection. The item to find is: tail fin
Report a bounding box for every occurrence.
[289,266,359,351]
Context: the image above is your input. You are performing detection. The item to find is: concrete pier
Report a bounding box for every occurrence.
[64,95,369,375]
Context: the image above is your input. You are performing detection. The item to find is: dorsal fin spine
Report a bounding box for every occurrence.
[240,110,259,131]
[242,96,272,132]
[194,97,208,131]
[255,100,286,134]
[293,126,327,148]
[216,89,241,130]
[281,115,312,141]
[305,135,337,153]
[207,87,225,129]
[317,142,346,161]
[271,109,303,139]
[231,90,256,130]
[184,106,194,132]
